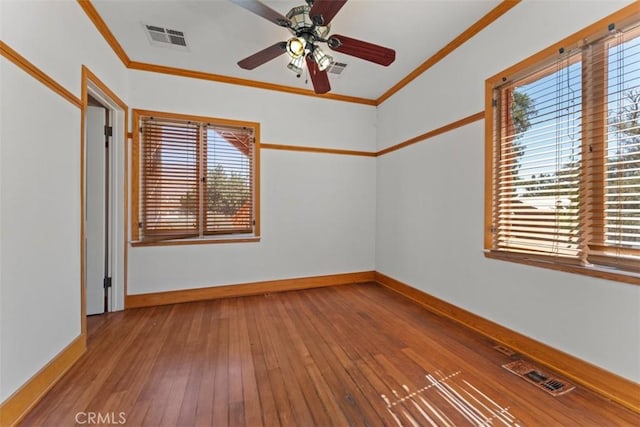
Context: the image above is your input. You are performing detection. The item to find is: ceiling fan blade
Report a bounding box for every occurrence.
[229,0,291,27]
[305,55,331,94]
[238,42,287,70]
[327,34,395,66]
[309,0,348,26]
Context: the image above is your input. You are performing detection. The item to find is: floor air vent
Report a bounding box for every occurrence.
[503,360,575,396]
[493,344,517,356]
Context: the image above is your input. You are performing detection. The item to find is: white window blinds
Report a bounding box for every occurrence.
[491,20,640,271]
[494,52,585,263]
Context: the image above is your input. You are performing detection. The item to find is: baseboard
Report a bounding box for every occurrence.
[0,334,86,426]
[126,271,376,308]
[374,271,640,413]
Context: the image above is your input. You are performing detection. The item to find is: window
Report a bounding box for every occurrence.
[132,110,260,244]
[486,8,640,278]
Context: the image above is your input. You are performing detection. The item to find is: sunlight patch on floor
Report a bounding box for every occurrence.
[381,370,522,427]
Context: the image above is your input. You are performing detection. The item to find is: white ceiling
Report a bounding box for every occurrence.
[92,0,502,100]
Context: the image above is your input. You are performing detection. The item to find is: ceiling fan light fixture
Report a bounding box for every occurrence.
[312,47,333,72]
[231,0,396,94]
[286,36,306,58]
[287,55,305,76]
[286,5,312,32]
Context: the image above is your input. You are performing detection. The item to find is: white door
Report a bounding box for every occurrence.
[86,106,108,315]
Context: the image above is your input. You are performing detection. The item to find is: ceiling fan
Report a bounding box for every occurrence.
[230,0,396,94]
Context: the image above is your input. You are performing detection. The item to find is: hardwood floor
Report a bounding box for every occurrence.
[20,283,639,426]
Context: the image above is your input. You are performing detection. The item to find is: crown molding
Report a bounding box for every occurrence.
[78,0,521,106]
[376,0,521,105]
[77,0,130,66]
[127,61,376,105]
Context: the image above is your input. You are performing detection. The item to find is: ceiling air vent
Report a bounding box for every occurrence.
[327,62,347,75]
[144,24,189,49]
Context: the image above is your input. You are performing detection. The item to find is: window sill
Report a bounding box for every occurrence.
[484,251,640,286]
[131,235,260,247]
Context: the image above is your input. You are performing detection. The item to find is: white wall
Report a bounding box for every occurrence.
[127,71,377,294]
[376,0,640,382]
[0,0,128,401]
[0,0,375,403]
[0,0,5,403]
[2,0,637,408]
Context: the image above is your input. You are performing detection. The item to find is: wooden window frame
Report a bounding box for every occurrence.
[132,109,261,246]
[485,4,640,285]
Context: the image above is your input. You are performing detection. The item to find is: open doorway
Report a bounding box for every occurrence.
[82,68,127,325]
[85,96,111,315]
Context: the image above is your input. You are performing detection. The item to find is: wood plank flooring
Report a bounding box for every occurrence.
[20,283,639,426]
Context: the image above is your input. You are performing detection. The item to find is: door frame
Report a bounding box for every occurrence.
[81,67,128,335]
